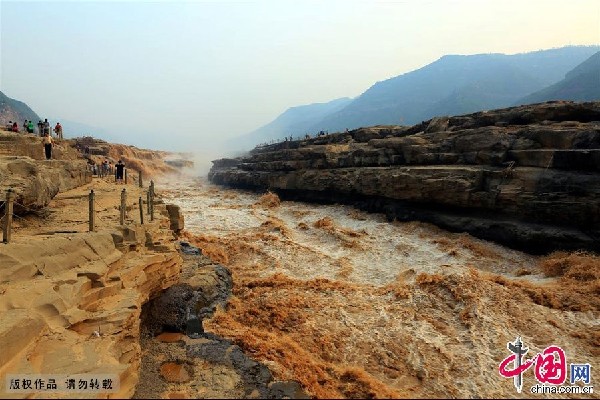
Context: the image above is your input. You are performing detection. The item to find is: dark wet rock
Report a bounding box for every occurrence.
[209,101,600,254]
[143,283,196,335]
[179,241,201,255]
[139,250,308,399]
[141,262,232,336]
[268,381,311,399]
[186,336,309,399]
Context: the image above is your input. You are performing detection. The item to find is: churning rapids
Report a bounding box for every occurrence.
[159,176,599,399]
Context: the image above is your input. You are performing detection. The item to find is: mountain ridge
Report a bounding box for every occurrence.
[0,91,41,126]
[517,51,600,104]
[238,45,600,149]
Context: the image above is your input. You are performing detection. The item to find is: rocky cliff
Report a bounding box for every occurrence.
[0,129,191,398]
[209,101,600,253]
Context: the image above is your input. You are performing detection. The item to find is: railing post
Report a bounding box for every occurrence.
[139,196,144,225]
[150,180,155,221]
[120,188,127,225]
[138,170,143,188]
[89,189,95,232]
[3,189,14,243]
[146,191,151,215]
[124,168,128,184]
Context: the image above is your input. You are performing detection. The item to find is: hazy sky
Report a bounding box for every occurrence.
[1,0,599,153]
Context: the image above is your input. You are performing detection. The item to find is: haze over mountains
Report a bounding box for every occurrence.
[239,45,600,149]
[518,50,600,104]
[2,45,599,152]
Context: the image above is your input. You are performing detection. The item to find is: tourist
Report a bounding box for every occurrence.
[23,120,28,133]
[42,132,53,160]
[27,121,35,134]
[12,122,19,132]
[53,122,63,139]
[37,120,43,136]
[6,121,13,130]
[43,118,50,135]
[115,160,125,184]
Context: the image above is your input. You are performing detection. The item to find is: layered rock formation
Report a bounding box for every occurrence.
[0,223,182,398]
[209,101,600,253]
[0,130,195,398]
[0,156,90,214]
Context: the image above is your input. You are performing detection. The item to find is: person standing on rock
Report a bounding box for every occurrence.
[53,122,63,140]
[115,160,125,184]
[43,119,51,136]
[27,120,35,134]
[42,132,53,160]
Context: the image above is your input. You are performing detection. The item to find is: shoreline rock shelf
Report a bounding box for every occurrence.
[0,136,192,398]
[209,101,600,254]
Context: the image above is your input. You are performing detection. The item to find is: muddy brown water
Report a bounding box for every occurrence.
[158,176,599,399]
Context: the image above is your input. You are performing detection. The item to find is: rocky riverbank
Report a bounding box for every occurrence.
[0,130,311,399]
[209,101,600,253]
[0,175,183,398]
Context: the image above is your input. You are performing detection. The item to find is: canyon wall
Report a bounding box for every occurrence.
[0,223,182,398]
[0,130,189,398]
[209,101,600,253]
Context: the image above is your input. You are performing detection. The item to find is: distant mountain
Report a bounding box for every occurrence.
[312,46,599,131]
[0,91,40,127]
[232,97,352,149]
[517,51,600,104]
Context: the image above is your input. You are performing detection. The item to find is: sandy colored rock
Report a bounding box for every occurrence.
[160,363,191,383]
[0,172,183,398]
[157,333,186,343]
[0,156,90,213]
[166,204,185,232]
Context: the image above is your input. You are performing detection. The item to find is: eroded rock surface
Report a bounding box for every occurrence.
[0,156,90,214]
[135,246,308,399]
[209,101,600,253]
[0,227,182,398]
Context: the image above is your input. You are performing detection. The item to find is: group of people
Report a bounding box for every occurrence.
[91,159,113,176]
[39,120,63,160]
[5,121,20,132]
[88,159,126,184]
[4,118,63,139]
[255,129,338,149]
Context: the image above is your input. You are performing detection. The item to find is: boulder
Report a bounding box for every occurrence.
[0,156,90,214]
[166,204,185,232]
